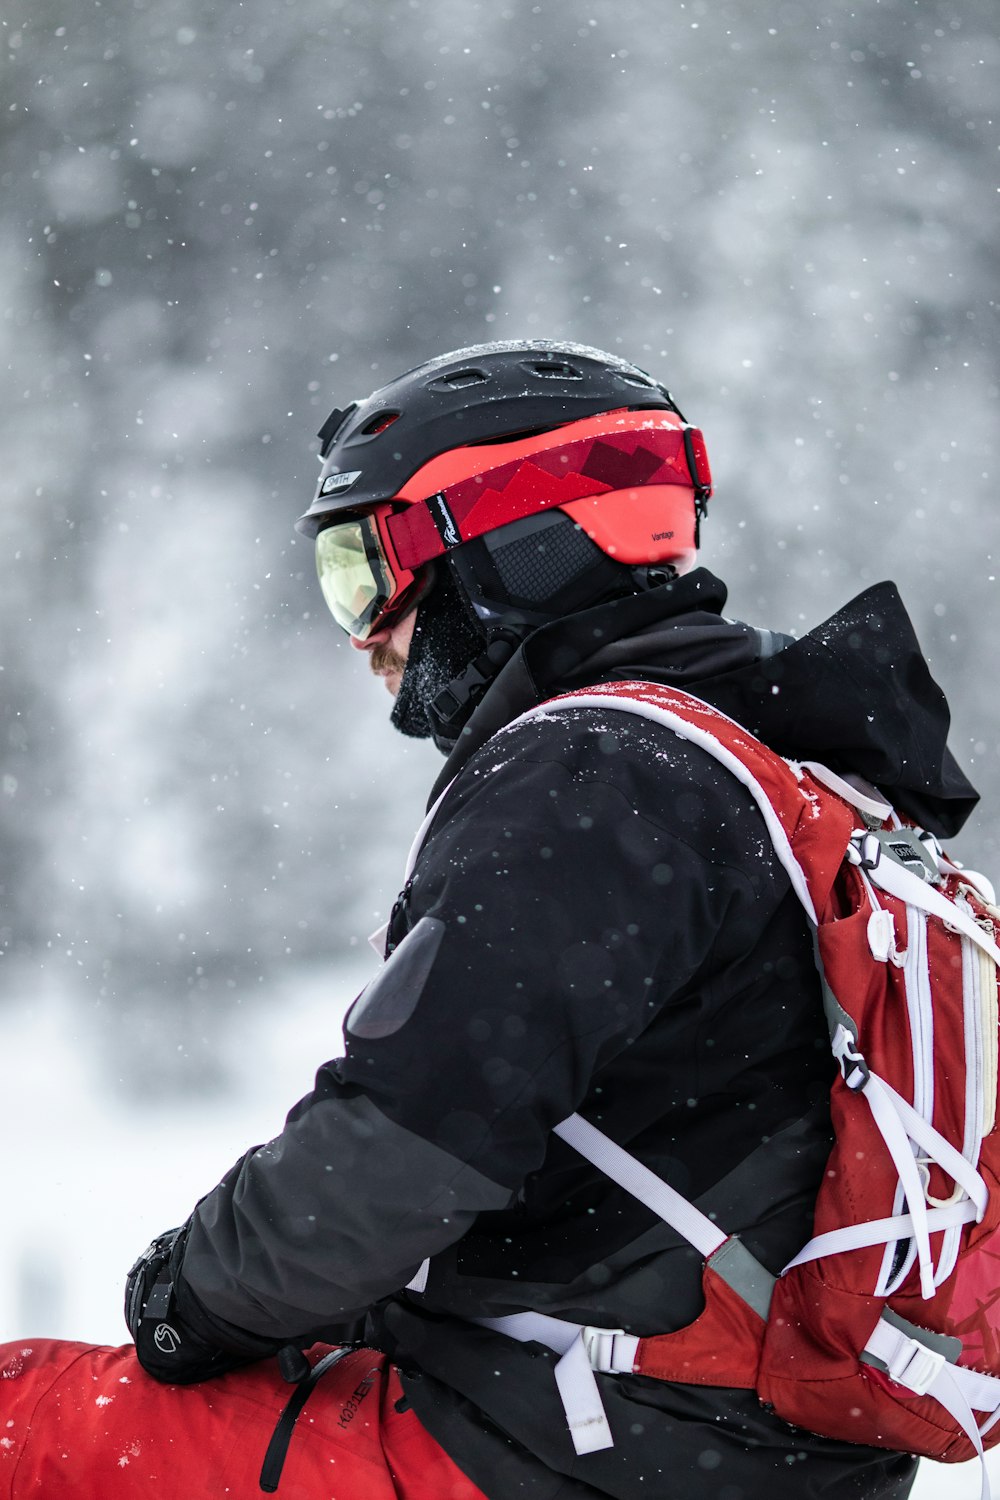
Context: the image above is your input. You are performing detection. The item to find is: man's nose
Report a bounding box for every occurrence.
[350,624,389,652]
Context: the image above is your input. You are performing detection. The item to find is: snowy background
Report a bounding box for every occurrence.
[1,1,998,1491]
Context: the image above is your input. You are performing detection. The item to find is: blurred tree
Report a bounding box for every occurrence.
[1,0,996,1089]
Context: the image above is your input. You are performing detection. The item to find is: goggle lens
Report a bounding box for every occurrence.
[315,517,394,639]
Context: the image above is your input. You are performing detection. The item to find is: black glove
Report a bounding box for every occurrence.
[125,1224,284,1385]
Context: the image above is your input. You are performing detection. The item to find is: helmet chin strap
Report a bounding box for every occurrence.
[427,630,526,751]
[390,565,492,747]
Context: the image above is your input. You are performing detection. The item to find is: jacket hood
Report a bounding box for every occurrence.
[430,568,978,838]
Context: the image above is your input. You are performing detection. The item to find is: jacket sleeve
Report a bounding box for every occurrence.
[178,709,769,1341]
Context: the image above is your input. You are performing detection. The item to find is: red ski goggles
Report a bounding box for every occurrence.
[314,509,422,640]
[313,411,712,639]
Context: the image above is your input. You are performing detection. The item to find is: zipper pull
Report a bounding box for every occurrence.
[385,878,414,957]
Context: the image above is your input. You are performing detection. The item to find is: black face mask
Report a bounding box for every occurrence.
[391,566,488,748]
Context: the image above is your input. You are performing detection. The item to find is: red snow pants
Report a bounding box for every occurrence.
[0,1339,488,1498]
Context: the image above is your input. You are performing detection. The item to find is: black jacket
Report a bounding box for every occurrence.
[180,570,975,1498]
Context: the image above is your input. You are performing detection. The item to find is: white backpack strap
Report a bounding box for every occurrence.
[783,1200,978,1272]
[371,780,459,956]
[481,1111,755,1456]
[799,761,893,822]
[865,1316,1000,1500]
[479,1110,779,1457]
[553,1113,727,1259]
[469,1110,757,1458]
[786,1057,989,1301]
[404,1259,430,1294]
[403,780,455,880]
[473,1311,638,1455]
[876,1077,989,1218]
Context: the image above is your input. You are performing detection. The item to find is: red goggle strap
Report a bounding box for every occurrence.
[385,424,712,571]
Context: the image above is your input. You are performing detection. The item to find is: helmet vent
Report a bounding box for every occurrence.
[434,368,488,390]
[317,402,357,457]
[618,371,657,388]
[524,360,582,380]
[361,411,400,435]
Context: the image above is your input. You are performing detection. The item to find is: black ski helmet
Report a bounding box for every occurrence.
[298,340,703,524]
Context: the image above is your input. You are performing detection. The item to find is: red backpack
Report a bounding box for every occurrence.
[469,681,1000,1491]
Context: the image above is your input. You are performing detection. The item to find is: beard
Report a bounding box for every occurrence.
[390,564,488,748]
[370,641,408,681]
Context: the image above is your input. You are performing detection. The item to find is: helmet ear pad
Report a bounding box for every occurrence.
[447,510,636,638]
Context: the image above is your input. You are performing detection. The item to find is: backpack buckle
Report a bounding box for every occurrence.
[831,1023,870,1091]
[581,1326,638,1374]
[886,1337,947,1397]
[848,831,883,872]
[848,828,942,884]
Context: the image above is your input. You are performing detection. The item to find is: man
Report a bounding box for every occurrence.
[2,341,977,1497]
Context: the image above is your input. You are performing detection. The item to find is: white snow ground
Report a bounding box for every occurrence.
[0,969,994,1497]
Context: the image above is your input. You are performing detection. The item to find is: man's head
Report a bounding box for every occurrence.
[297,340,712,747]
